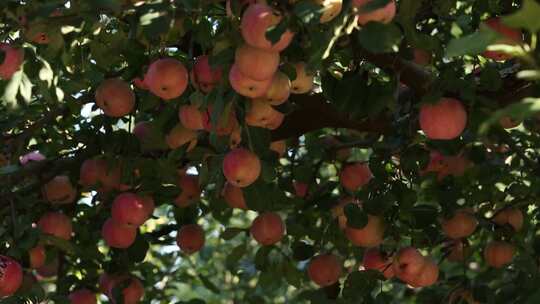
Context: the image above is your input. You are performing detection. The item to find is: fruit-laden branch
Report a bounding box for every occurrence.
[271,93,391,140]
[271,40,537,140]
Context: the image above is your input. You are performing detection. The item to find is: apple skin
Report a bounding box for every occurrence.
[42,175,77,205]
[222,182,248,209]
[176,224,205,255]
[345,215,385,247]
[307,254,342,287]
[95,78,135,117]
[245,99,285,130]
[293,181,308,198]
[484,241,514,268]
[447,240,471,262]
[179,105,205,130]
[111,192,148,227]
[339,162,372,192]
[229,64,273,98]
[258,71,291,105]
[493,207,524,232]
[441,209,478,239]
[202,106,239,136]
[0,255,23,297]
[290,62,314,94]
[419,98,467,140]
[107,276,144,304]
[29,245,46,269]
[145,58,189,100]
[269,140,287,156]
[250,212,285,246]
[69,289,97,304]
[421,151,470,180]
[38,212,73,240]
[316,0,343,23]
[353,0,396,25]
[79,158,107,187]
[223,148,262,188]
[408,258,439,288]
[482,18,523,61]
[165,123,198,151]
[191,55,222,93]
[362,248,394,279]
[499,116,521,129]
[413,48,432,66]
[392,247,426,282]
[101,218,137,249]
[175,174,201,207]
[240,3,295,52]
[235,44,279,81]
[0,43,24,80]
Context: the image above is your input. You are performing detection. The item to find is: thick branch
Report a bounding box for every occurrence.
[271,93,390,141]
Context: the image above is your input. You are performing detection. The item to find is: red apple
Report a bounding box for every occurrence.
[222,183,248,209]
[419,98,467,140]
[241,3,294,52]
[38,212,73,240]
[0,43,24,80]
[484,241,514,268]
[362,248,394,279]
[223,148,261,187]
[112,192,148,227]
[408,258,439,287]
[441,209,478,239]
[345,215,385,247]
[245,99,285,130]
[29,245,46,269]
[307,254,342,287]
[339,162,372,192]
[175,174,201,207]
[258,71,291,105]
[191,55,222,93]
[42,175,77,205]
[69,289,97,304]
[353,0,396,25]
[250,212,285,245]
[235,44,279,81]
[95,78,135,117]
[101,218,137,249]
[176,224,205,254]
[393,247,426,282]
[0,255,23,297]
[145,58,189,100]
[229,64,273,98]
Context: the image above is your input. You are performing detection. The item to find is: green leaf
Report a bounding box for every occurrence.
[292,241,315,261]
[344,204,368,229]
[502,0,540,33]
[357,23,403,53]
[40,235,76,254]
[479,98,540,134]
[410,205,439,228]
[198,273,221,294]
[342,271,382,300]
[221,227,245,240]
[126,234,149,263]
[445,29,499,58]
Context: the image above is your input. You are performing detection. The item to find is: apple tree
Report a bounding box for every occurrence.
[1,0,540,303]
